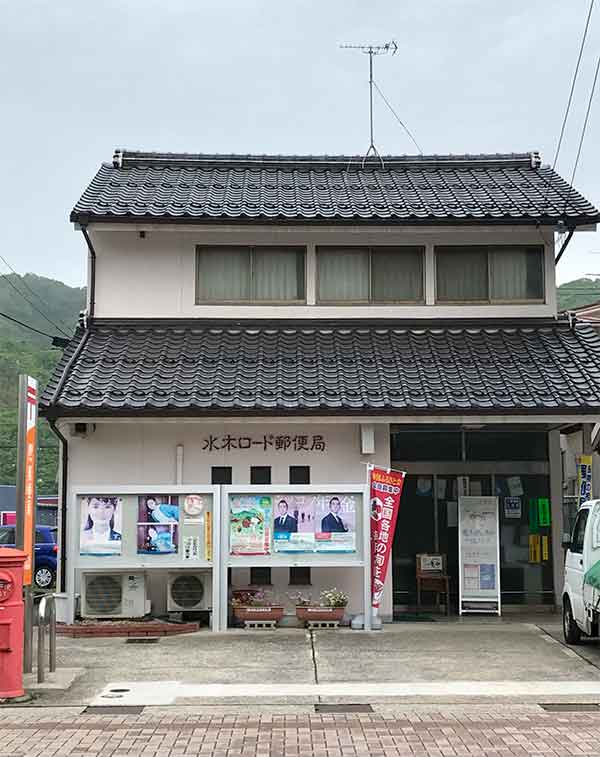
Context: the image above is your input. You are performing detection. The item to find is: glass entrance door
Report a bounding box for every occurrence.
[392,474,492,613]
[392,475,435,608]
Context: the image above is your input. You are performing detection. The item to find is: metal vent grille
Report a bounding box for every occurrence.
[171,574,205,608]
[85,574,122,614]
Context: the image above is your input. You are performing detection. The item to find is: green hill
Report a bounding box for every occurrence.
[557,278,600,312]
[0,274,85,494]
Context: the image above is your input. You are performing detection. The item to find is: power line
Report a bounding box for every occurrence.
[0,310,60,341]
[553,0,595,169]
[563,53,600,214]
[0,255,71,333]
[0,272,70,338]
[372,79,423,154]
[542,0,595,214]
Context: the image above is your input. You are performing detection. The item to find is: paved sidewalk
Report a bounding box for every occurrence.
[2,705,600,756]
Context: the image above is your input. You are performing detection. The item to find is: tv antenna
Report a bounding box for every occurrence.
[340,40,398,166]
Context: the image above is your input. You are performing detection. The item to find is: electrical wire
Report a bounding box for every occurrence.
[0,310,59,340]
[0,253,72,333]
[372,79,423,154]
[563,54,600,214]
[0,272,70,338]
[542,0,595,213]
[553,0,595,169]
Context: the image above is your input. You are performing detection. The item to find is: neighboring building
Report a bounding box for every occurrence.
[0,488,59,526]
[41,149,600,625]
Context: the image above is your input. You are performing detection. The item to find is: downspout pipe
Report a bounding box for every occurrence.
[80,225,97,319]
[47,420,68,593]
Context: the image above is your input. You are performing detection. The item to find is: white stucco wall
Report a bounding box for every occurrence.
[86,223,557,320]
[65,420,392,621]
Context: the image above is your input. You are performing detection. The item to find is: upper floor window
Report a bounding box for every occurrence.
[316,247,424,304]
[196,246,305,303]
[435,246,545,303]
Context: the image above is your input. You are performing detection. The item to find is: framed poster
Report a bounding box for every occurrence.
[229,495,272,555]
[137,495,179,554]
[315,493,357,552]
[79,496,123,556]
[458,496,501,615]
[273,494,315,552]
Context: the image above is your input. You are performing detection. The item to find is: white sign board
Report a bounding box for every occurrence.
[458,496,501,615]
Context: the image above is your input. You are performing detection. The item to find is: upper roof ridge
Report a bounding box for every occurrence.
[111,148,541,171]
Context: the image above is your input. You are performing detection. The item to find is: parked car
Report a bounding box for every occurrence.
[0,524,58,589]
[562,499,600,644]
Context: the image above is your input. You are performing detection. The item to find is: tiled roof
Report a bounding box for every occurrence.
[40,320,600,417]
[70,150,600,226]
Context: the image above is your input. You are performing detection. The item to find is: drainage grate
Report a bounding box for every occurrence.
[84,705,145,715]
[125,637,160,644]
[315,704,373,713]
[540,703,600,712]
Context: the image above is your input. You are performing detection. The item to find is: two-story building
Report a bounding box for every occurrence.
[41,150,600,626]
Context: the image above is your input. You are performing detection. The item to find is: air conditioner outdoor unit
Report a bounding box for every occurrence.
[167,571,212,612]
[81,573,149,619]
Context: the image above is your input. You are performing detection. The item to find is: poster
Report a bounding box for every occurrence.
[273,495,315,552]
[503,497,522,520]
[80,496,123,556]
[230,495,272,555]
[137,495,179,554]
[314,494,357,552]
[458,496,500,614]
[369,467,406,609]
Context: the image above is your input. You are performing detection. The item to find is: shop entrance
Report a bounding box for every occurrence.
[392,473,554,614]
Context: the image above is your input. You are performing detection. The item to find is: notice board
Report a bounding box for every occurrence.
[458,496,501,615]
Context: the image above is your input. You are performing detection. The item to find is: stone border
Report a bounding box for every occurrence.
[57,622,199,638]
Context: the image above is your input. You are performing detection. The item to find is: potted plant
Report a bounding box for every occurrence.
[231,589,284,624]
[294,588,348,624]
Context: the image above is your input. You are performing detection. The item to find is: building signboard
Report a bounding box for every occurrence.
[577,455,593,508]
[16,375,38,585]
[458,496,501,615]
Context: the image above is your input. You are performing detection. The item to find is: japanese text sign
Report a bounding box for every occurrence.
[369,466,405,610]
[577,455,593,508]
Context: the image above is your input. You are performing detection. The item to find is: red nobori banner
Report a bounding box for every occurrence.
[369,466,405,610]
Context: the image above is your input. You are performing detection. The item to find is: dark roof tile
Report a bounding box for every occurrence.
[69,151,599,225]
[40,320,600,416]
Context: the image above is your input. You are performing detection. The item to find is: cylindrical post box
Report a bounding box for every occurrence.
[0,547,26,699]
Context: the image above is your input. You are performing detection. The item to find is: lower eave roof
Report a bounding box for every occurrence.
[40,319,600,418]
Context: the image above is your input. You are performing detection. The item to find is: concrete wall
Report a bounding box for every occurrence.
[65,420,392,620]
[87,223,557,320]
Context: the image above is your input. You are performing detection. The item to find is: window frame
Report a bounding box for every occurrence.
[316,245,425,305]
[195,245,307,305]
[434,245,546,305]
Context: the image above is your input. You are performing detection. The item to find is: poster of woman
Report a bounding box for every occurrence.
[138,495,179,523]
[137,524,178,554]
[273,495,315,552]
[80,496,123,556]
[315,494,357,552]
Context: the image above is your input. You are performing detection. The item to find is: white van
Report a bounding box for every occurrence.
[563,499,600,644]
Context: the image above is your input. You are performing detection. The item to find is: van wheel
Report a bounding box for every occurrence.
[563,598,582,645]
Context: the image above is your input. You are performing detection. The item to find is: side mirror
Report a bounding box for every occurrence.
[562,536,572,550]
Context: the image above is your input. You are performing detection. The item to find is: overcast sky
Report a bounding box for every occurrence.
[1,0,599,288]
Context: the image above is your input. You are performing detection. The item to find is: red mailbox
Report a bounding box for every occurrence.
[0,547,26,699]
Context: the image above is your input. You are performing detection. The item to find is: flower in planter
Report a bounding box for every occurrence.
[320,587,349,608]
[288,591,313,607]
[232,589,280,608]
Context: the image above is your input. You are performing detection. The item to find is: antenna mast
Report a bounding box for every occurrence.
[340,40,398,165]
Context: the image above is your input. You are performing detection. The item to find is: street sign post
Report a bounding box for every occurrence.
[15,375,38,673]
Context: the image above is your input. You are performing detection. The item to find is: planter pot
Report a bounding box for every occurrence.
[296,606,345,624]
[233,606,284,624]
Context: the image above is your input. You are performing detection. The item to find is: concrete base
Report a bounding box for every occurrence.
[24,668,85,692]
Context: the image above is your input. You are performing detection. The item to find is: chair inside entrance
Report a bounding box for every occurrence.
[416,553,450,615]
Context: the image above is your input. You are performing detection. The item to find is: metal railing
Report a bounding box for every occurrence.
[36,594,56,683]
